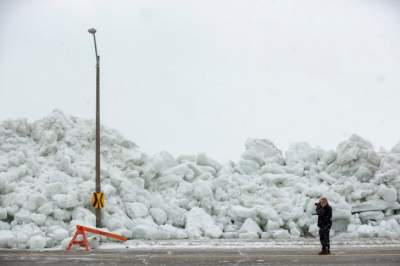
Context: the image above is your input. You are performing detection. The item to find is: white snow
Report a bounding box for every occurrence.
[0,230,16,248]
[52,228,69,241]
[28,234,47,249]
[185,207,222,239]
[271,229,291,239]
[238,218,262,239]
[0,110,400,249]
[150,208,168,225]
[125,202,149,219]
[131,224,167,240]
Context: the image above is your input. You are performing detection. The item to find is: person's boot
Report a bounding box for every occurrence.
[327,247,330,254]
[318,249,327,255]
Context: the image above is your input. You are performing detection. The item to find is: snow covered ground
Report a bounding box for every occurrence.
[0,110,399,249]
[95,238,400,251]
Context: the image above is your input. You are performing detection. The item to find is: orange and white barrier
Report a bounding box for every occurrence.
[67,224,128,251]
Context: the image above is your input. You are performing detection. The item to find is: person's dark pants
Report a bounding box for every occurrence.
[319,226,330,251]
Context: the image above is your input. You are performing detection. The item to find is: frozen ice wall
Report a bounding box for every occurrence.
[0,110,399,249]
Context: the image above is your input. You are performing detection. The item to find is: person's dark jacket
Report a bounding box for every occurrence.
[316,204,332,229]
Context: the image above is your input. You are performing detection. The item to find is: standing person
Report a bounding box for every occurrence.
[316,197,332,255]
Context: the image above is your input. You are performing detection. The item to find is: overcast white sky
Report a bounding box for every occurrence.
[0,0,399,162]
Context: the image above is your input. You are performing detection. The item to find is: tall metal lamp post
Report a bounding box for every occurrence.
[88,28,102,228]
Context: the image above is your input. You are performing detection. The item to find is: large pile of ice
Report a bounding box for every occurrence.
[0,110,399,249]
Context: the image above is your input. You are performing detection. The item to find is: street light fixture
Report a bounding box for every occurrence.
[88,28,102,228]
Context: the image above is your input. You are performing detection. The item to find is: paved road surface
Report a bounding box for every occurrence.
[1,246,399,266]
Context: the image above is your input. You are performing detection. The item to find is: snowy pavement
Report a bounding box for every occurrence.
[1,243,400,266]
[93,238,400,250]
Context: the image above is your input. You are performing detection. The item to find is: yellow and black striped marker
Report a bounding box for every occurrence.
[91,192,105,209]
